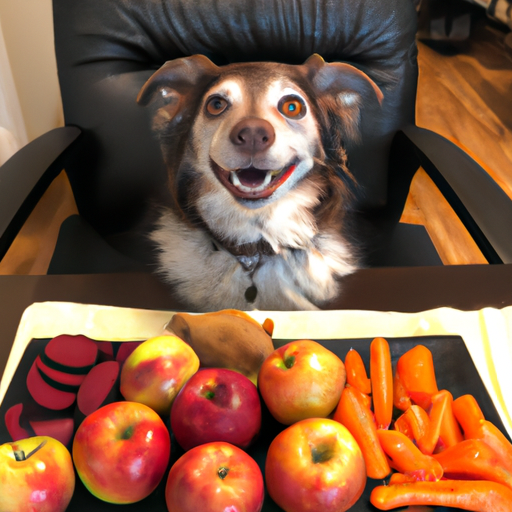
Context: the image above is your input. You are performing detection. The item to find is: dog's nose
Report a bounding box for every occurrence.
[229,118,275,154]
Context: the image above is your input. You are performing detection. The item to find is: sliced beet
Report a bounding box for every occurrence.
[29,417,75,447]
[5,403,33,441]
[115,341,143,364]
[26,362,77,410]
[35,355,86,388]
[42,334,98,373]
[94,341,115,362]
[76,361,121,423]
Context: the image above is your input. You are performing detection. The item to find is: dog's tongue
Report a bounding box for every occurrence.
[237,168,267,188]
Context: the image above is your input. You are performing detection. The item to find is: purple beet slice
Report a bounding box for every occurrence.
[26,362,77,410]
[42,334,98,373]
[76,360,121,421]
[94,341,115,362]
[5,403,32,441]
[35,355,86,388]
[29,417,75,447]
[115,341,143,364]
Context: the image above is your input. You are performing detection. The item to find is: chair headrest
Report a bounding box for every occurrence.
[54,0,418,233]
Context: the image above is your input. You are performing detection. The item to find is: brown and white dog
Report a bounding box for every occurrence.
[137,54,382,311]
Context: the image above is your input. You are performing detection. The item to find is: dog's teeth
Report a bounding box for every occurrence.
[231,171,242,187]
[230,170,273,192]
[262,171,273,187]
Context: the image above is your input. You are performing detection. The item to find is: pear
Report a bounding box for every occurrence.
[166,310,274,385]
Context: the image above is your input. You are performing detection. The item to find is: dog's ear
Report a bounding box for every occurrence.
[302,54,383,141]
[137,55,220,131]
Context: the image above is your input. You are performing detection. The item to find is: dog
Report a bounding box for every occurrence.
[137,54,383,311]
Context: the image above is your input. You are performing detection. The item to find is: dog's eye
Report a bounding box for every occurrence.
[206,96,229,116]
[278,95,306,119]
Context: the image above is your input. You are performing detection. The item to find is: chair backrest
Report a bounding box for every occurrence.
[53,0,418,237]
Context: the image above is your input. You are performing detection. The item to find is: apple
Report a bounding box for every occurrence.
[258,339,346,425]
[265,418,366,512]
[170,368,262,451]
[165,441,265,512]
[0,436,75,512]
[120,334,200,415]
[72,401,171,504]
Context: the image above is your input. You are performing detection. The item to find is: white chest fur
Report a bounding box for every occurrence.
[151,181,356,311]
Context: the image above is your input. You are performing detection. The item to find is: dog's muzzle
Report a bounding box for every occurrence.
[211,159,297,200]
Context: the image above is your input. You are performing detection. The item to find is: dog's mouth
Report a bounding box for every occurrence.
[211,159,297,199]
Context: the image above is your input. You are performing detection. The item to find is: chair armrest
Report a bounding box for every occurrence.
[0,126,81,261]
[401,125,512,264]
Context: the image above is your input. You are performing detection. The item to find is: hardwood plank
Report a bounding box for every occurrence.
[401,168,487,264]
[416,21,512,200]
[0,171,78,275]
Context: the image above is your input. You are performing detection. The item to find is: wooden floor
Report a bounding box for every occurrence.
[1,11,511,274]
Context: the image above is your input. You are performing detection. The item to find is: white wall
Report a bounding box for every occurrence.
[0,0,63,143]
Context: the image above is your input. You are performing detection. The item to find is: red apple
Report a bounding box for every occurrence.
[0,436,75,512]
[258,339,346,424]
[170,368,261,451]
[265,418,366,512]
[72,401,171,504]
[165,441,264,512]
[120,334,200,415]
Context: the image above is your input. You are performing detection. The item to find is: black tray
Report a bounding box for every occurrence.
[0,335,509,512]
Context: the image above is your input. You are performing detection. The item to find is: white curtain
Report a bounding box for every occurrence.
[0,14,28,166]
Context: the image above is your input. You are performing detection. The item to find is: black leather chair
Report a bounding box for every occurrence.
[1,0,512,283]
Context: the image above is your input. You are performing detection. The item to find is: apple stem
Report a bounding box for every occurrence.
[122,426,134,440]
[13,450,25,461]
[13,440,47,461]
[284,355,295,369]
[218,467,230,480]
[311,442,334,464]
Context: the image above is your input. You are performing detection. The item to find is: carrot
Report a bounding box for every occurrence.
[403,405,430,449]
[388,472,417,485]
[333,386,391,479]
[262,318,274,336]
[377,430,443,482]
[396,345,438,410]
[452,394,485,435]
[393,369,411,412]
[435,390,463,452]
[370,479,512,512]
[345,348,371,394]
[347,383,372,409]
[418,390,449,455]
[452,394,512,463]
[370,337,393,429]
[393,413,414,440]
[434,438,512,490]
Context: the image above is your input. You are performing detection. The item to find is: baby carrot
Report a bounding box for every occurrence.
[452,394,485,436]
[434,438,512,490]
[377,429,443,482]
[418,390,450,455]
[452,394,512,463]
[435,390,463,452]
[403,405,430,447]
[396,345,438,410]
[370,479,512,512]
[393,369,411,412]
[345,348,371,394]
[333,385,391,479]
[393,413,414,440]
[370,337,393,430]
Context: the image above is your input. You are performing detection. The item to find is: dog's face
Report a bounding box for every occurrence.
[138,54,383,210]
[190,71,322,205]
